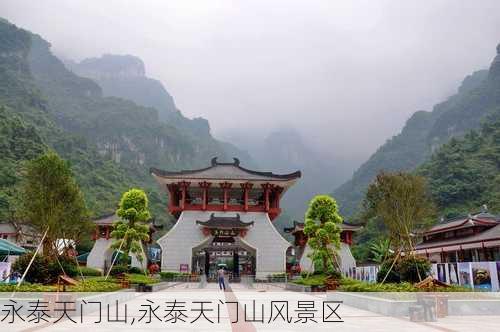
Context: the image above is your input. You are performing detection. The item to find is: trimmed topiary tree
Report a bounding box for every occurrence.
[303,195,343,275]
[110,188,151,267]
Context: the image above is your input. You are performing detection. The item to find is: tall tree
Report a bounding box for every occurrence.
[362,171,435,255]
[111,188,151,266]
[21,151,90,257]
[303,195,343,274]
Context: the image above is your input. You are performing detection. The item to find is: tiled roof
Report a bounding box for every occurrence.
[151,157,301,182]
[93,213,117,225]
[424,212,500,235]
[196,213,254,228]
[416,223,500,250]
[284,220,362,233]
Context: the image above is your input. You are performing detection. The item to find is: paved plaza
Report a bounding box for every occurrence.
[3,282,500,332]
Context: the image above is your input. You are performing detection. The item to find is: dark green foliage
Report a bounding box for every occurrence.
[78,267,102,276]
[376,256,431,283]
[0,106,46,221]
[12,253,48,284]
[159,271,190,280]
[398,256,431,283]
[419,115,500,216]
[0,18,251,232]
[376,261,401,283]
[21,151,91,255]
[303,195,343,274]
[128,267,144,274]
[109,265,128,276]
[12,253,78,284]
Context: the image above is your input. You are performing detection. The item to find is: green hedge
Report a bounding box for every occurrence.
[292,274,328,287]
[68,279,121,292]
[12,253,78,284]
[78,267,102,276]
[338,278,470,292]
[127,273,158,285]
[0,283,56,292]
[159,272,190,280]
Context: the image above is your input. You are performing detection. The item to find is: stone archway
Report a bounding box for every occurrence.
[191,235,256,281]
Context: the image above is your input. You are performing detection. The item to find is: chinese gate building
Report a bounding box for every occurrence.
[151,157,301,279]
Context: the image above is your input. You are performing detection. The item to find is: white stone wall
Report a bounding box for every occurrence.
[157,211,205,272]
[241,212,291,279]
[299,242,357,274]
[157,211,292,278]
[87,238,113,271]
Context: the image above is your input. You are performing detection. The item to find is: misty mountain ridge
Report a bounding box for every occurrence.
[223,127,346,220]
[64,54,176,119]
[0,19,251,230]
[64,53,254,166]
[334,43,500,217]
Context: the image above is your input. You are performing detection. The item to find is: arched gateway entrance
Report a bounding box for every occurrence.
[151,158,301,279]
[192,214,256,281]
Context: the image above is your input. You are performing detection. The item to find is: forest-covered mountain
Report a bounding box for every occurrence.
[419,113,500,217]
[334,43,500,217]
[0,18,250,228]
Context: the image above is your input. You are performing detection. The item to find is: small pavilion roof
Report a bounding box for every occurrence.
[93,213,117,225]
[284,220,362,233]
[423,212,500,235]
[196,213,254,228]
[151,157,301,185]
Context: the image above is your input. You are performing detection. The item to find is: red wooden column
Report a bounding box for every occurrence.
[105,225,110,240]
[273,186,283,209]
[220,182,232,211]
[261,183,273,212]
[166,184,177,210]
[179,181,190,210]
[199,181,211,211]
[240,182,253,211]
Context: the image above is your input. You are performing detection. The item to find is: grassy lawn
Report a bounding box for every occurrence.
[292,275,471,292]
[292,274,329,287]
[0,274,159,293]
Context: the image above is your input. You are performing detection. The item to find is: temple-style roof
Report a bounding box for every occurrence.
[196,213,254,228]
[93,213,117,225]
[423,212,500,235]
[284,220,362,233]
[416,223,500,252]
[151,157,301,184]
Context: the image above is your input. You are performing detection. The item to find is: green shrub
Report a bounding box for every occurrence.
[293,274,328,287]
[376,261,401,283]
[128,267,144,274]
[68,279,121,292]
[109,265,128,276]
[159,272,190,280]
[48,255,78,279]
[12,253,78,284]
[0,283,56,292]
[12,253,49,284]
[339,278,471,292]
[127,273,158,285]
[398,256,431,283]
[78,267,102,276]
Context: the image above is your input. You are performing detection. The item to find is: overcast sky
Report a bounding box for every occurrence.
[2,0,500,165]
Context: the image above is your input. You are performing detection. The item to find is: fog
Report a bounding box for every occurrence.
[2,0,500,166]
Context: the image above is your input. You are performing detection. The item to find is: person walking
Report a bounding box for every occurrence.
[217,266,226,291]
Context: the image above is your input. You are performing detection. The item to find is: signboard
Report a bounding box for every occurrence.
[179,264,189,273]
[211,229,238,237]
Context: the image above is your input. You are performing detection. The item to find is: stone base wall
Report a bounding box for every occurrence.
[157,211,291,277]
